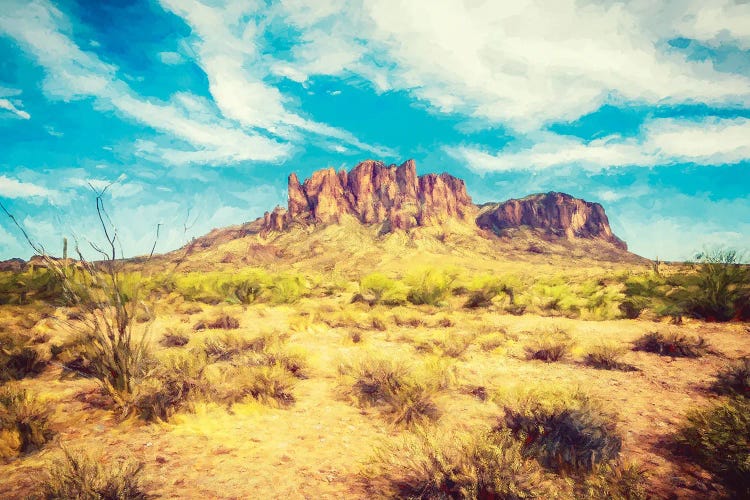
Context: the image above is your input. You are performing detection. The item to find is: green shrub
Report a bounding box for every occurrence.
[711,358,750,398]
[463,275,512,309]
[362,428,551,499]
[584,344,637,371]
[357,273,407,305]
[632,331,708,358]
[405,268,458,306]
[269,274,308,304]
[503,396,622,473]
[675,397,750,497]
[37,447,150,499]
[0,386,54,458]
[618,297,648,319]
[685,248,749,322]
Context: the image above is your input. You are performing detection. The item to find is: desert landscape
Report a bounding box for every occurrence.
[0,159,748,499]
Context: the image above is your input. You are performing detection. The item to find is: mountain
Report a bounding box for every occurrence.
[165,159,641,273]
[262,159,475,232]
[476,192,627,250]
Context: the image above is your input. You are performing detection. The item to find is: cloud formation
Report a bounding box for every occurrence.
[446,117,750,172]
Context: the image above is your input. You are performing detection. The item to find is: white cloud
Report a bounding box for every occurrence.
[271,0,750,130]
[446,117,750,172]
[158,51,184,65]
[0,175,58,200]
[0,98,30,119]
[157,0,392,157]
[0,0,290,166]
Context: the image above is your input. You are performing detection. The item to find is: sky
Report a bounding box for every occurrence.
[0,0,749,262]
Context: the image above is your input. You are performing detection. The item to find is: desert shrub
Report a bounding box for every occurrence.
[340,355,442,426]
[684,248,749,322]
[133,353,207,422]
[0,334,48,382]
[362,428,551,499]
[269,274,308,304]
[476,331,507,351]
[370,315,387,331]
[584,344,637,371]
[502,396,622,473]
[357,273,407,305]
[202,331,272,362]
[674,397,750,497]
[618,297,649,319]
[524,327,573,362]
[37,447,150,499]
[633,331,708,358]
[159,329,189,348]
[0,386,54,458]
[405,267,459,306]
[414,331,474,359]
[210,364,296,407]
[392,313,424,328]
[194,313,240,331]
[463,275,512,309]
[711,358,750,398]
[577,461,649,500]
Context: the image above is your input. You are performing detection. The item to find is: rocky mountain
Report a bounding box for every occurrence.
[476,192,627,250]
[262,159,475,231]
[261,159,626,250]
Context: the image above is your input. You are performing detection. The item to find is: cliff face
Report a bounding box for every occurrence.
[476,192,627,249]
[261,160,626,250]
[263,159,476,231]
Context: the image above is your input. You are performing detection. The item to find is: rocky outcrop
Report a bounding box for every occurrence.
[263,159,475,231]
[476,192,627,249]
[0,258,25,272]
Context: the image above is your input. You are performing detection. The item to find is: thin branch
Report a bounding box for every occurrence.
[148,223,162,260]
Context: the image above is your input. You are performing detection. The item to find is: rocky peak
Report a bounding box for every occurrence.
[263,159,475,231]
[476,192,627,249]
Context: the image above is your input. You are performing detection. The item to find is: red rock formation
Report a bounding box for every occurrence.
[476,192,627,249]
[263,159,475,231]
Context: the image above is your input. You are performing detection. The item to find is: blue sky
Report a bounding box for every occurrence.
[1,0,749,261]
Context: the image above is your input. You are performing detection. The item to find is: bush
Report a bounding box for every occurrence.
[209,364,296,407]
[0,386,54,458]
[37,447,150,499]
[0,334,48,382]
[194,313,240,331]
[414,331,474,359]
[202,331,273,362]
[357,273,407,305]
[159,329,189,348]
[618,297,648,319]
[632,332,708,358]
[405,268,458,306]
[362,428,551,499]
[269,274,308,304]
[524,327,573,362]
[503,396,622,473]
[584,344,637,371]
[133,353,207,422]
[578,461,649,500]
[711,358,750,398]
[341,356,441,426]
[463,275,512,309]
[674,397,750,497]
[685,248,749,322]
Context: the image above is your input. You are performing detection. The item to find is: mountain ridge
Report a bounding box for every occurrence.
[261,159,626,250]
